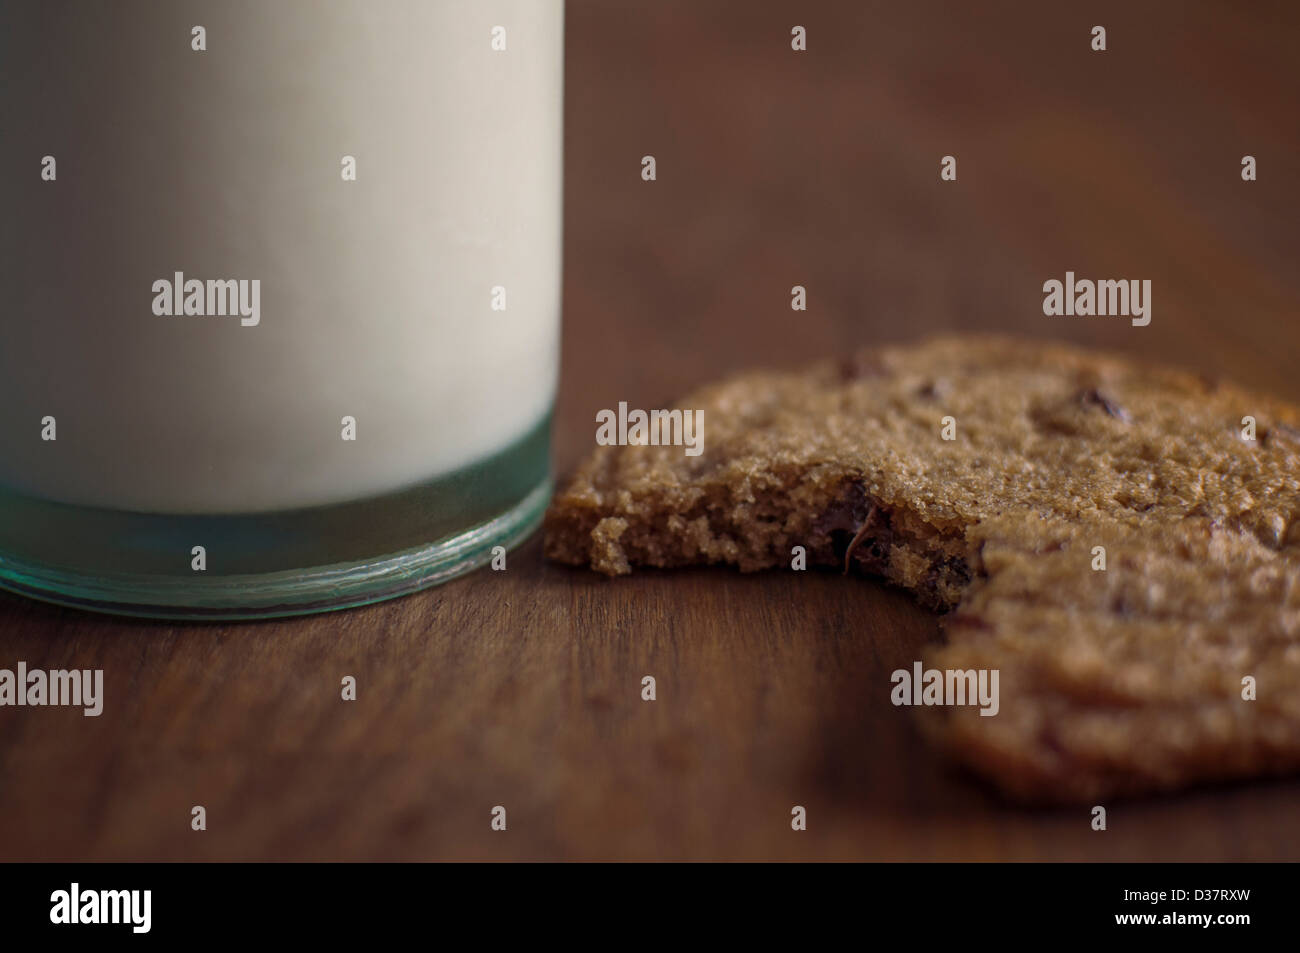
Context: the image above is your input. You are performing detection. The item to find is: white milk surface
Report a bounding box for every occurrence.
[0,0,563,513]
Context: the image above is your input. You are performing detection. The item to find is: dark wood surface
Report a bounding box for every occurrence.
[3,0,1299,861]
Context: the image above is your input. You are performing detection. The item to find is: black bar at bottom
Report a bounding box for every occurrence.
[0,862,1284,941]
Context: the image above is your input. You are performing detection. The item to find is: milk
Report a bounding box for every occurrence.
[0,0,563,514]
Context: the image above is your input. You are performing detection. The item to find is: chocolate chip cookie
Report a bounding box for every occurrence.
[544,336,1300,802]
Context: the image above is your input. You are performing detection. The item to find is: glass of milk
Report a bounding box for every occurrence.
[0,0,564,617]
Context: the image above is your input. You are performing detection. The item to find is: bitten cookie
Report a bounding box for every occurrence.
[544,336,1300,802]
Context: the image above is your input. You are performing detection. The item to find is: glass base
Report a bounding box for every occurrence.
[0,415,551,620]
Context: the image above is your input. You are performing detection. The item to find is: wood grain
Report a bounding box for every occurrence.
[2,0,1299,861]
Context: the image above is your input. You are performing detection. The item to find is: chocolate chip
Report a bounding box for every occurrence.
[1077,387,1130,422]
[838,354,887,381]
[945,613,993,631]
[1264,422,1300,446]
[813,483,873,536]
[915,378,950,400]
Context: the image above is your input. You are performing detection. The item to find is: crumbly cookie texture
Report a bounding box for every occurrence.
[544,336,1300,802]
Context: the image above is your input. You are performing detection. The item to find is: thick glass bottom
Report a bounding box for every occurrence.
[0,414,551,620]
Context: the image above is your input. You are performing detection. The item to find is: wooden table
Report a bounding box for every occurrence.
[3,0,1298,861]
